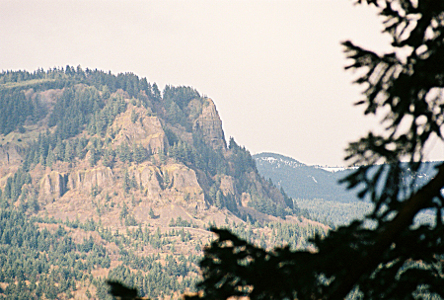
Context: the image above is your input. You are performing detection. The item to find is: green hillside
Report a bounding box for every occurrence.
[0,67,327,299]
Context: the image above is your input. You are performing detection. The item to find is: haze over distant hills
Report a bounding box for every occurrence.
[253,152,358,203]
[254,152,441,203]
[253,152,441,227]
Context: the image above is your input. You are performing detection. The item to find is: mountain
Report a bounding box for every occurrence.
[0,70,297,222]
[0,68,328,300]
[253,152,358,203]
[253,152,441,227]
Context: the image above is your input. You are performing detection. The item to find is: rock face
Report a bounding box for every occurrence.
[219,175,236,197]
[130,163,206,211]
[165,164,206,210]
[113,104,167,153]
[38,160,207,214]
[68,167,114,193]
[0,144,24,167]
[39,167,114,202]
[193,98,226,150]
[40,171,69,200]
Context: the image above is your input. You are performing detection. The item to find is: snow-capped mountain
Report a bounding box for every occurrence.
[253,152,358,203]
[254,152,440,203]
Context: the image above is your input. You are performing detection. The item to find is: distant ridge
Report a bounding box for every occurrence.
[254,152,442,204]
[253,152,358,203]
[253,152,306,168]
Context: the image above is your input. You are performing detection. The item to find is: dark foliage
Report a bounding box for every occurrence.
[163,85,200,130]
[107,280,141,300]
[185,1,444,300]
[0,88,34,135]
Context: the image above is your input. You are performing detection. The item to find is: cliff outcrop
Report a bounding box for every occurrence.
[1,73,298,227]
[193,98,226,150]
[126,163,206,211]
[113,104,167,153]
[68,166,115,192]
[39,167,114,201]
[0,143,24,170]
[40,171,68,201]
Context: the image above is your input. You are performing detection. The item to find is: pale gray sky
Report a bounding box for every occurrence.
[2,0,443,166]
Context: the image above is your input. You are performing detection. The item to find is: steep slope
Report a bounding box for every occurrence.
[0,71,297,222]
[0,68,323,300]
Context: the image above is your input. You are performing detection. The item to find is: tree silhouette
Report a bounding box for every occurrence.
[183,1,444,300]
[100,1,444,299]
[107,280,144,300]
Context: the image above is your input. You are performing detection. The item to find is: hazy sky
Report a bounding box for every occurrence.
[2,0,443,166]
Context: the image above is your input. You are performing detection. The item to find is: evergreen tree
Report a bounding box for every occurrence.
[46,146,56,167]
[186,2,444,300]
[130,109,138,123]
[119,143,132,163]
[75,138,87,159]
[53,139,65,162]
[120,202,128,220]
[133,143,147,164]
[88,149,97,167]
[152,83,161,101]
[102,148,116,168]
[123,170,131,194]
[64,141,74,162]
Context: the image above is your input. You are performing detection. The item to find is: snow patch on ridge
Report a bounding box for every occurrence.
[319,167,347,173]
[254,154,360,173]
[255,156,305,169]
[314,166,359,173]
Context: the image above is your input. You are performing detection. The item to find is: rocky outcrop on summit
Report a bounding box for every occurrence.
[193,98,226,150]
[113,104,167,153]
[0,72,298,226]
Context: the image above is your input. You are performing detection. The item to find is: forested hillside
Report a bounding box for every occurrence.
[0,67,325,299]
[254,152,358,202]
[254,152,441,227]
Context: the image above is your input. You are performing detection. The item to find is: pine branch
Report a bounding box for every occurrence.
[327,162,444,300]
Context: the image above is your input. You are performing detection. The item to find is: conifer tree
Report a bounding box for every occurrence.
[119,143,132,163]
[123,170,131,194]
[39,153,46,166]
[88,149,97,167]
[54,139,65,162]
[64,141,74,162]
[76,138,86,159]
[46,146,56,167]
[184,1,444,300]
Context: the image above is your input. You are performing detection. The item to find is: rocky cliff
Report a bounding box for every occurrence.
[193,98,226,150]
[0,71,298,227]
[0,69,327,300]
